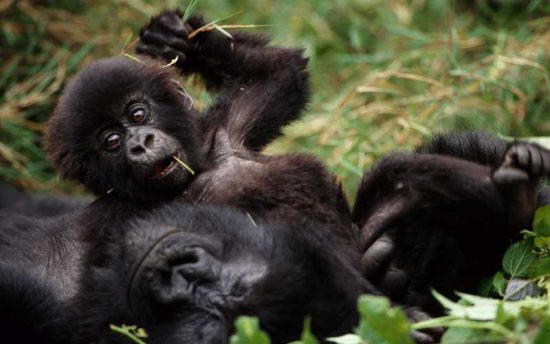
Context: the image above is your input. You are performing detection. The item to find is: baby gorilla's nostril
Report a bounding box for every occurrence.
[130,145,146,155]
[144,134,155,148]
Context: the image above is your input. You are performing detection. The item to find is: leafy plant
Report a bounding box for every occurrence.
[230,316,271,344]
[413,205,550,343]
[110,324,148,344]
[230,206,550,344]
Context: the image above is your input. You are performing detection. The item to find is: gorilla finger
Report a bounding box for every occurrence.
[361,235,394,280]
[186,15,207,31]
[410,330,437,344]
[141,30,189,52]
[542,149,550,176]
[157,12,189,37]
[528,145,542,176]
[515,144,530,168]
[380,263,409,298]
[403,307,440,343]
[492,166,529,186]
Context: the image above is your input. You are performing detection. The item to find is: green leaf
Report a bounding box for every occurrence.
[530,257,550,278]
[534,206,550,237]
[441,327,495,344]
[109,324,148,344]
[230,317,271,344]
[289,317,320,344]
[533,318,550,344]
[356,295,414,344]
[534,236,550,253]
[502,241,537,278]
[492,271,507,297]
[326,334,365,344]
[476,276,493,296]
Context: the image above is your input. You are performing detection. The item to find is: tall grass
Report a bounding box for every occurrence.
[0,0,548,197]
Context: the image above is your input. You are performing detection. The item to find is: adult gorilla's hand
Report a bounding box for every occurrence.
[353,141,550,313]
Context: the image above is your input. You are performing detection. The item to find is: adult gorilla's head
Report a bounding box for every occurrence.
[76,204,365,343]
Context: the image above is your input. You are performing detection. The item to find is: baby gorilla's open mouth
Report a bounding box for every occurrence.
[153,154,178,178]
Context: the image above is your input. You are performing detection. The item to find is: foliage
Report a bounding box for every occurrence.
[2,1,550,341]
[109,324,148,344]
[329,295,413,344]
[227,204,550,344]
[411,205,550,344]
[1,0,549,197]
[230,316,271,344]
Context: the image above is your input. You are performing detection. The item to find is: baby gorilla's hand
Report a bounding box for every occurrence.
[136,11,206,66]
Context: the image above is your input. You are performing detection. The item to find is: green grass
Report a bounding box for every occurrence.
[1,0,548,196]
[2,1,550,342]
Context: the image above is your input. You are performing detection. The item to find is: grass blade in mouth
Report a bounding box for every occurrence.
[173,155,195,175]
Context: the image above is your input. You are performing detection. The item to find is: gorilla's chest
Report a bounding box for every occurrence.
[184,153,354,241]
[185,156,281,208]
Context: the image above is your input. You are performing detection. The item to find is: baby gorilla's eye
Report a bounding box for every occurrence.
[129,107,148,124]
[103,132,122,151]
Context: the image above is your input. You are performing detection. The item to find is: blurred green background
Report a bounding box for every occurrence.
[1,0,549,198]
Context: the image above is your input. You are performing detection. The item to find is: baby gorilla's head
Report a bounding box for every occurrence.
[46,57,202,201]
[77,204,364,343]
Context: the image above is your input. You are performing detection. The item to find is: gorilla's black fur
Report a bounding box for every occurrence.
[0,203,369,344]
[45,12,356,251]
[2,9,550,344]
[0,181,90,216]
[355,131,550,312]
[1,131,549,343]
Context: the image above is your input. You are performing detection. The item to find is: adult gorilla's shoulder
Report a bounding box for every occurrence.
[0,263,72,343]
[0,181,90,216]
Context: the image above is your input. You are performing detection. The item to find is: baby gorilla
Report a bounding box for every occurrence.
[45,12,355,246]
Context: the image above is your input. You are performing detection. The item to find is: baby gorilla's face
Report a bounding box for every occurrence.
[46,57,203,201]
[77,204,362,344]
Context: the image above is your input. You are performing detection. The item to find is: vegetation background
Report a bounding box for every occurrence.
[1,1,550,343]
[1,0,548,198]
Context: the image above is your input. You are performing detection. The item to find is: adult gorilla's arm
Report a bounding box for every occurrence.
[0,181,90,217]
[0,263,72,343]
[417,131,550,206]
[353,134,550,313]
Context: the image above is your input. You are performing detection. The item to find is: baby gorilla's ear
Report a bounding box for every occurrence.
[171,79,193,110]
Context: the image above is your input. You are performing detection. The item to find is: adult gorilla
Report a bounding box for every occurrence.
[2,132,549,343]
[0,202,375,344]
[2,133,550,343]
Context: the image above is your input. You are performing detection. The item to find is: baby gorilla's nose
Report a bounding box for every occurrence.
[124,127,182,180]
[127,128,157,156]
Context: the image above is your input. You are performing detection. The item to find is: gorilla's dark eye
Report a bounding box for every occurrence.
[129,107,148,124]
[103,132,122,151]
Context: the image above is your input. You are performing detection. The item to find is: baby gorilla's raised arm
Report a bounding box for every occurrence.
[137,11,310,151]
